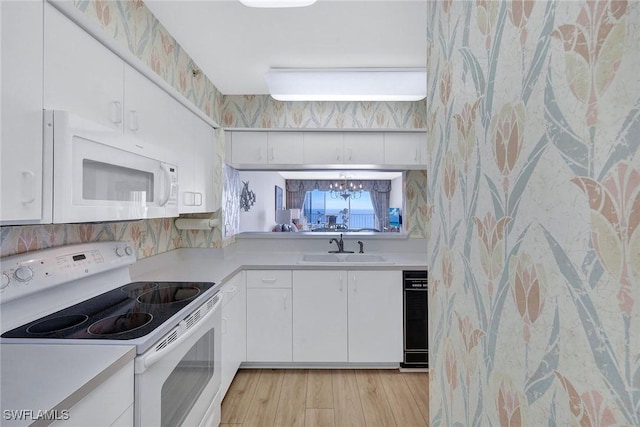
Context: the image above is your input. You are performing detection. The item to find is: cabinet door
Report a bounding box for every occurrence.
[293,271,348,362]
[221,272,246,397]
[193,117,217,212]
[303,132,344,164]
[246,288,292,362]
[1,1,44,223]
[51,360,134,427]
[123,64,176,153]
[343,133,384,164]
[44,3,124,132]
[231,132,268,165]
[268,132,303,165]
[176,105,196,212]
[384,133,422,166]
[348,270,402,363]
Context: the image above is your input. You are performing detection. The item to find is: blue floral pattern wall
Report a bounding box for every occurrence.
[427,1,640,425]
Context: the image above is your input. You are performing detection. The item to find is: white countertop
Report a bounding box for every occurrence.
[130,248,427,285]
[0,344,135,427]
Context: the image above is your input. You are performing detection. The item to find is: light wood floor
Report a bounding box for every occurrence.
[221,369,428,427]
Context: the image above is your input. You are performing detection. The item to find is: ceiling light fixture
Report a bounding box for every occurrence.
[239,0,317,7]
[264,68,427,102]
[329,175,363,200]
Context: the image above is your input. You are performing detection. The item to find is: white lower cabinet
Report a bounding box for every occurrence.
[347,270,403,363]
[51,360,134,427]
[293,271,348,362]
[246,270,293,362]
[292,270,402,364]
[221,271,246,397]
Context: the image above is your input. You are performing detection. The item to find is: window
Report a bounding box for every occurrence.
[302,190,377,230]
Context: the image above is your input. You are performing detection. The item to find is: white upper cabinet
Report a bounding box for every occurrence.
[231,132,268,165]
[1,1,44,223]
[303,132,344,164]
[123,64,177,153]
[268,132,303,165]
[343,132,384,164]
[44,3,124,132]
[384,132,423,166]
[178,110,217,214]
[192,116,217,212]
[230,131,303,166]
[227,130,426,169]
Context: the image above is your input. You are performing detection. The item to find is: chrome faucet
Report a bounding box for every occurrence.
[357,241,364,253]
[328,234,354,253]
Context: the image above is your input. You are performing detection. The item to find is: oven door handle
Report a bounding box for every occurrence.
[136,296,222,373]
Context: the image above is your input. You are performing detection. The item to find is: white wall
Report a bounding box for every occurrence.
[239,171,286,232]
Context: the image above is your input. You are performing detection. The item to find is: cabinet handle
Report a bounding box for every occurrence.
[258,147,263,161]
[222,317,228,334]
[261,278,277,283]
[348,148,353,161]
[270,147,274,161]
[335,148,341,161]
[128,110,139,131]
[414,148,419,162]
[21,171,35,204]
[283,292,288,310]
[339,276,343,292]
[195,192,202,206]
[110,101,122,124]
[353,275,357,292]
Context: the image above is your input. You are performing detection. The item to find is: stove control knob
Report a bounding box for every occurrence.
[14,266,33,283]
[115,247,126,257]
[125,246,134,256]
[1,273,9,290]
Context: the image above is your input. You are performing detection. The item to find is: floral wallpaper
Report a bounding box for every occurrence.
[0,218,181,259]
[221,95,426,129]
[427,1,640,426]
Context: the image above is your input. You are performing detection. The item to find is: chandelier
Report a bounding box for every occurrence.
[329,176,363,200]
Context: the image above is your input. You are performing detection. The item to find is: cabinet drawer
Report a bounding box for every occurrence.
[246,270,292,288]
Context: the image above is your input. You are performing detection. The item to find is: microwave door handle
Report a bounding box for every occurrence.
[158,164,172,207]
[136,295,222,372]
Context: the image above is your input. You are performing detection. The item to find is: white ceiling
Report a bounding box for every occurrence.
[144,0,427,95]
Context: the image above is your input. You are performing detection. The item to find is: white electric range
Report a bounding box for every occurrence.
[0,241,223,427]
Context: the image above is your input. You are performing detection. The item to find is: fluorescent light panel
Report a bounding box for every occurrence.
[239,0,317,7]
[264,68,427,101]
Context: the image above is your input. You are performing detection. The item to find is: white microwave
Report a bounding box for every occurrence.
[45,110,178,223]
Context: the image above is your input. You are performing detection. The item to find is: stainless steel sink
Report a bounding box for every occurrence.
[298,253,393,265]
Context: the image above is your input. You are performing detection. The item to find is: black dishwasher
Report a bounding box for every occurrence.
[401,270,428,368]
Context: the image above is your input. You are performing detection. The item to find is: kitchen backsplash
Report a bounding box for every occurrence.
[0,218,181,259]
[427,1,640,425]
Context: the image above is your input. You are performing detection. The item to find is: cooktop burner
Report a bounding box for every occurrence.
[1,281,215,341]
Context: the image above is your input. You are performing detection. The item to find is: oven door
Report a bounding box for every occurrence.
[134,294,222,427]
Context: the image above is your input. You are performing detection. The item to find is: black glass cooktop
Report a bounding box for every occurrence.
[1,281,215,340]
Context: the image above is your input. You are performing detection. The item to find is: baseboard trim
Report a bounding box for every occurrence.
[239,362,400,369]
